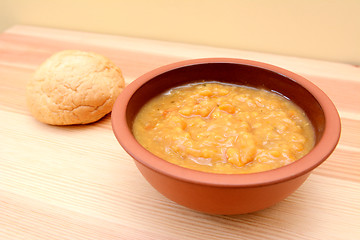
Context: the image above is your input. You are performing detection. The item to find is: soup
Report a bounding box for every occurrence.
[132,81,315,174]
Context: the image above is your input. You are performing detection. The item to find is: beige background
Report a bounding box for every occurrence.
[1,0,359,65]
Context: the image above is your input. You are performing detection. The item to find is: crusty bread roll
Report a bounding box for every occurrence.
[27,50,125,125]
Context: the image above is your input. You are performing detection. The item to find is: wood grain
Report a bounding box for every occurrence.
[0,25,359,240]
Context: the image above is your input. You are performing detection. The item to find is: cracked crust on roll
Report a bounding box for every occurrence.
[26,50,125,125]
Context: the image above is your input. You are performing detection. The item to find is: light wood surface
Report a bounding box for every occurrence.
[0,25,359,240]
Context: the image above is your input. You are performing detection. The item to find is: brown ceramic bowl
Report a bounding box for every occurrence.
[111,58,341,215]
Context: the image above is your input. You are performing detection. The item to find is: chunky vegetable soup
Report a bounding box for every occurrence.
[133,82,315,174]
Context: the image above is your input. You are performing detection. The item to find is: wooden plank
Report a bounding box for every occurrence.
[0,25,359,240]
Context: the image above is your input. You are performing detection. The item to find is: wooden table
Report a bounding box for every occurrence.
[0,25,359,240]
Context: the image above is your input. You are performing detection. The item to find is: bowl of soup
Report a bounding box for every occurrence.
[111,58,341,214]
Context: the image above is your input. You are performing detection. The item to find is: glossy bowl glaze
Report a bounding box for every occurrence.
[111,58,341,215]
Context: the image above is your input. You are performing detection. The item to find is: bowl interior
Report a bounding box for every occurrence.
[111,59,341,187]
[126,62,325,143]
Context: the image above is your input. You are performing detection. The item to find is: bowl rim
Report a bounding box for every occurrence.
[111,58,341,187]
